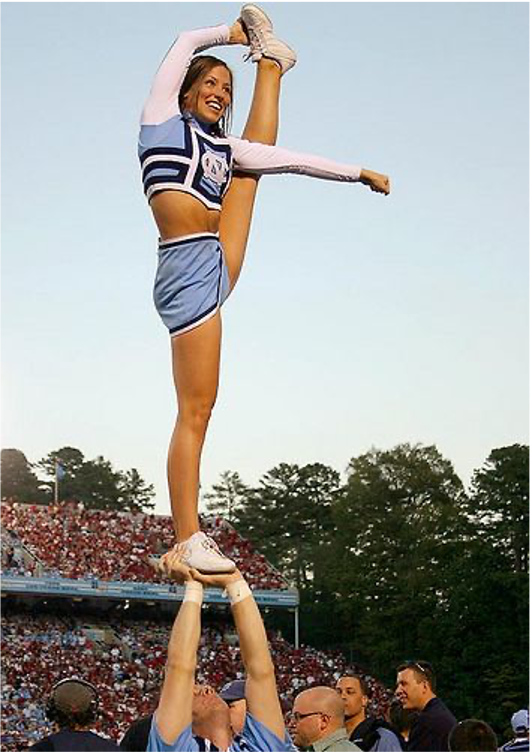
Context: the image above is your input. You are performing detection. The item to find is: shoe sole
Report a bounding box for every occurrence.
[193,564,237,575]
[148,555,236,576]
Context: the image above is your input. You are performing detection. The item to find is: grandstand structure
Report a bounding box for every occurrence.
[1,500,392,750]
[1,500,300,628]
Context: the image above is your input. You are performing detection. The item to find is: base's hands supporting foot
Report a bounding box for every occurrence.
[148,547,196,584]
[360,169,391,195]
[150,532,236,577]
[191,568,243,589]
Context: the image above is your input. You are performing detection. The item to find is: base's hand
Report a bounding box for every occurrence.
[360,169,391,195]
[149,546,194,584]
[194,684,216,697]
[192,568,243,589]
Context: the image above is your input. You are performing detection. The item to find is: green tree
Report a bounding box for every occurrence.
[435,444,530,729]
[37,447,155,511]
[324,443,469,675]
[37,447,86,501]
[76,455,122,509]
[1,448,47,503]
[468,444,529,572]
[418,515,528,733]
[235,462,342,588]
[118,468,156,512]
[203,471,250,523]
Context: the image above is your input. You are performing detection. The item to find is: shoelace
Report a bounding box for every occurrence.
[200,536,227,558]
[247,27,264,50]
[242,26,266,62]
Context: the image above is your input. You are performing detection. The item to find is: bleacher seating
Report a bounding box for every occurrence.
[1,612,392,750]
[1,500,289,589]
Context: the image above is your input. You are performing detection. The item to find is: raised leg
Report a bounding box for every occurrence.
[220,58,282,290]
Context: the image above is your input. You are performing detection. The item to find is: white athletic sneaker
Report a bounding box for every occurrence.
[175,532,236,574]
[241,3,273,60]
[240,3,297,74]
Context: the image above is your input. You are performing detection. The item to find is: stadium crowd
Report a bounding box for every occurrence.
[1,611,388,751]
[1,500,288,589]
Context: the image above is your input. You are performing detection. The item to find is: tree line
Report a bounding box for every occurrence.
[203,443,529,736]
[1,446,155,512]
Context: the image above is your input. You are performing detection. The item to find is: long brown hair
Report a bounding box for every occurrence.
[179,55,233,136]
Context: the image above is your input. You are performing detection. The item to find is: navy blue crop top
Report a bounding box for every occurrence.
[139,25,362,211]
[139,112,233,210]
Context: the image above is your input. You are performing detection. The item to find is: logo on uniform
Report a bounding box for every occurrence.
[201,150,229,186]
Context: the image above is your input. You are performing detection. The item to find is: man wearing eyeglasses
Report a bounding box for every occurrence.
[395,661,456,752]
[291,686,361,751]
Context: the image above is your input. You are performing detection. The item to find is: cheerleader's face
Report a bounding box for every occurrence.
[186,65,232,124]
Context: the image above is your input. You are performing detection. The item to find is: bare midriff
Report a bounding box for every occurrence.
[150,191,221,241]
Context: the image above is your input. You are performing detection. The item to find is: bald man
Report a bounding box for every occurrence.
[291,686,361,751]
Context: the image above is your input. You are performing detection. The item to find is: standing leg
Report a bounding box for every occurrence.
[168,313,221,543]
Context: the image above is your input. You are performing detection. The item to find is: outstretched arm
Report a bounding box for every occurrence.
[193,570,286,741]
[141,21,247,126]
[153,558,202,745]
[229,137,391,194]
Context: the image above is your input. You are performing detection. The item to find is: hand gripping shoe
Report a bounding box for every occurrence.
[240,4,297,75]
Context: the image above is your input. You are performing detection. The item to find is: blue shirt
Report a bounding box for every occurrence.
[148,713,293,752]
[138,113,233,211]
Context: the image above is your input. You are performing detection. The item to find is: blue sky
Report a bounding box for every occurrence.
[2,2,529,514]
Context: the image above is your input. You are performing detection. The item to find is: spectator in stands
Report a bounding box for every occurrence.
[447,719,498,751]
[395,661,456,752]
[291,686,360,751]
[29,677,121,750]
[500,710,530,752]
[147,554,292,751]
[336,675,403,751]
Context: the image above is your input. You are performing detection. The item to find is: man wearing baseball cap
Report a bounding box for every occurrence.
[500,709,530,752]
[220,679,247,735]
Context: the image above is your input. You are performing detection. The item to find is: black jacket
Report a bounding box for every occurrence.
[30,729,121,751]
[407,698,457,752]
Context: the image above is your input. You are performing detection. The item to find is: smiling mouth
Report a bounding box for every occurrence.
[206,100,223,113]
